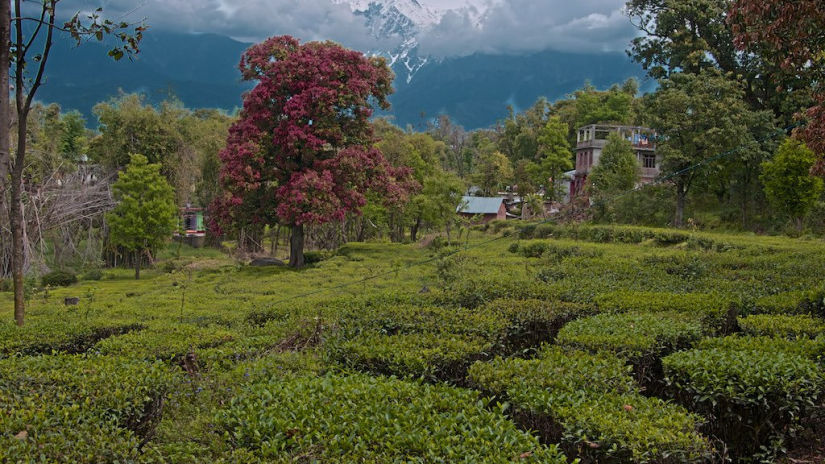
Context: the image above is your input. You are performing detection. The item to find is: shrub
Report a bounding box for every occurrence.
[81,268,104,281]
[594,290,739,334]
[41,270,77,287]
[519,240,549,258]
[479,298,596,353]
[697,335,825,361]
[469,348,711,463]
[557,311,703,387]
[738,314,825,339]
[663,348,825,461]
[0,354,176,463]
[432,277,560,309]
[0,278,10,292]
[327,332,493,383]
[94,323,236,364]
[302,250,327,264]
[214,374,568,463]
[0,319,144,358]
[753,289,825,317]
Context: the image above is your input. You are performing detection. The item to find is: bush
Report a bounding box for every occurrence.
[753,289,825,317]
[594,290,739,334]
[0,278,10,292]
[519,240,549,258]
[0,354,176,463]
[302,250,327,264]
[663,348,825,461]
[214,374,568,463]
[557,311,704,387]
[327,332,493,383]
[697,335,825,361]
[0,319,145,358]
[94,323,236,364]
[432,277,560,309]
[41,270,77,287]
[81,268,104,281]
[738,314,825,339]
[469,348,711,463]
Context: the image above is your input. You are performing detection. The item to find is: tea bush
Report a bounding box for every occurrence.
[752,288,825,317]
[214,373,568,463]
[469,347,711,463]
[41,270,78,287]
[327,332,492,383]
[663,348,825,461]
[0,318,144,358]
[738,314,825,339]
[0,354,176,463]
[594,290,738,334]
[94,323,237,363]
[557,311,703,386]
[696,335,825,361]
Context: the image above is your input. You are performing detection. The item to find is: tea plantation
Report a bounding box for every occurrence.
[1,223,824,463]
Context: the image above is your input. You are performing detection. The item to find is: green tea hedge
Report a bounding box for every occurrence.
[0,319,144,358]
[594,290,738,334]
[663,348,825,461]
[479,298,595,352]
[215,374,568,463]
[327,332,492,383]
[557,311,703,386]
[753,289,825,317]
[0,355,176,463]
[738,314,825,339]
[94,323,236,364]
[697,335,825,361]
[469,348,711,463]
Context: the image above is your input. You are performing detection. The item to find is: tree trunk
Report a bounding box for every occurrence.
[0,0,10,282]
[134,253,141,280]
[289,224,304,268]
[675,184,686,228]
[410,217,421,242]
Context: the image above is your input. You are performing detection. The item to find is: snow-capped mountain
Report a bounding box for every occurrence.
[333,0,446,84]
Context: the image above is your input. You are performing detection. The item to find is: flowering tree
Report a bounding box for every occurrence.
[730,0,825,171]
[211,36,412,267]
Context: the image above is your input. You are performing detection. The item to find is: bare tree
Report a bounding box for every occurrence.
[0,2,144,326]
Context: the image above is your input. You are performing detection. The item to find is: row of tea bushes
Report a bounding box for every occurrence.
[214,373,569,463]
[469,347,712,463]
[0,354,177,463]
[94,322,237,365]
[593,290,738,334]
[556,311,704,388]
[0,317,144,358]
[517,223,740,251]
[738,314,825,339]
[663,347,825,461]
[327,299,593,382]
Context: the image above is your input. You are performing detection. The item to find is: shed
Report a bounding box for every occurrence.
[456,196,507,223]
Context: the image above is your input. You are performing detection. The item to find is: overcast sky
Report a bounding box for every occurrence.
[59,0,638,56]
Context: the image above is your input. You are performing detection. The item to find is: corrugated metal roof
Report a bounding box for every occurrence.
[456,196,505,214]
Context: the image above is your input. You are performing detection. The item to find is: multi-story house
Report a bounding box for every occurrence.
[570,124,659,197]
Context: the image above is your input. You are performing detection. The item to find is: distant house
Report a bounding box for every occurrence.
[571,124,660,198]
[176,206,206,248]
[456,196,507,223]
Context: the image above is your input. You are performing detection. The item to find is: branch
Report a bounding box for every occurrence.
[24,2,56,115]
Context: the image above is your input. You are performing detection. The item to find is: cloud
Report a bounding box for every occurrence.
[56,0,385,50]
[55,0,636,57]
[418,0,638,56]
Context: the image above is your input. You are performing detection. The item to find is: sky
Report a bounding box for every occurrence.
[58,0,638,57]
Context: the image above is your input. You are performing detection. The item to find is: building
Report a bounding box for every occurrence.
[176,206,206,248]
[571,124,659,197]
[456,196,508,223]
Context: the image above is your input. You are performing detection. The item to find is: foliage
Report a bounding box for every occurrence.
[0,354,176,463]
[41,270,77,287]
[472,148,513,196]
[215,374,567,463]
[738,314,825,339]
[663,348,825,461]
[760,138,824,229]
[106,154,178,278]
[644,69,773,227]
[470,348,711,463]
[696,335,825,362]
[211,36,412,265]
[533,116,574,200]
[589,133,640,196]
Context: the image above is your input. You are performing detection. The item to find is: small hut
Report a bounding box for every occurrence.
[176,205,206,248]
[456,196,507,223]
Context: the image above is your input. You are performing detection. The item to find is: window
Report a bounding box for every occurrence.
[643,153,656,169]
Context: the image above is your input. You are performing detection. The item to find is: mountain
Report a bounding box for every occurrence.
[34,6,649,129]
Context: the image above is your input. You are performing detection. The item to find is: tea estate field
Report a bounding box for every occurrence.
[2,222,824,463]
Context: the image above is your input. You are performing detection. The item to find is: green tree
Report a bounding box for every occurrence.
[589,133,640,195]
[473,150,513,196]
[533,116,574,201]
[106,154,178,279]
[645,70,766,227]
[760,139,824,231]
